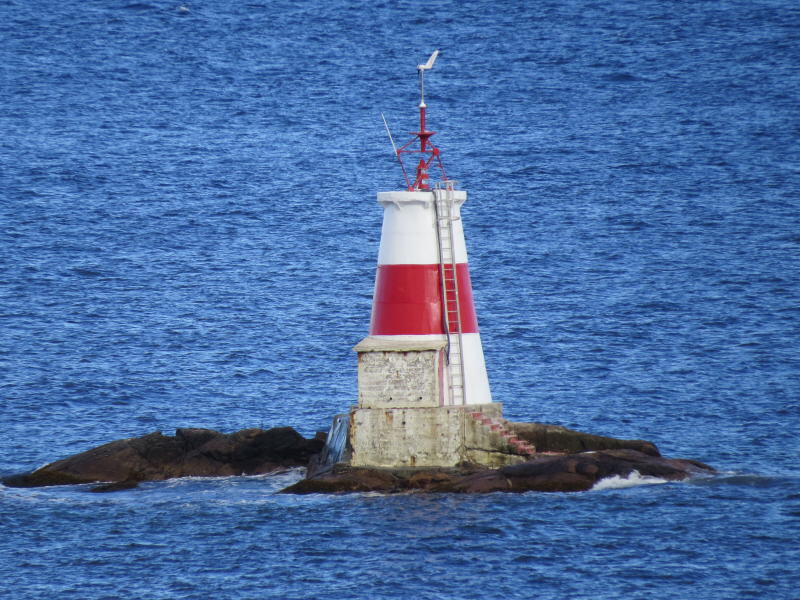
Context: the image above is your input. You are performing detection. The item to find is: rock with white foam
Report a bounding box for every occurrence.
[2,427,325,489]
[282,448,714,494]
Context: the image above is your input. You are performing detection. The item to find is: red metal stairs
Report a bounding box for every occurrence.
[469,411,536,456]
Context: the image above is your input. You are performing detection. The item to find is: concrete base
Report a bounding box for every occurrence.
[348,403,526,469]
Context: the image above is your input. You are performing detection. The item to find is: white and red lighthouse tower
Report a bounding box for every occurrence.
[368,49,491,407]
[342,52,527,469]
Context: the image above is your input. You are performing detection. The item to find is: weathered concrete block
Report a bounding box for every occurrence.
[350,406,461,467]
[354,337,447,408]
[348,403,521,468]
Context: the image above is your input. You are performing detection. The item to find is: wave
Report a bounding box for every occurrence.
[591,470,668,491]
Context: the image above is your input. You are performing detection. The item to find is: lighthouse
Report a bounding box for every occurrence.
[331,52,533,470]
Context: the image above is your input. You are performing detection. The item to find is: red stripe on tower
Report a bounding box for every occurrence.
[370,264,478,335]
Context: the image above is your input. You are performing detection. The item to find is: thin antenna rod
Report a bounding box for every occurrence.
[382,112,411,189]
[381,112,398,156]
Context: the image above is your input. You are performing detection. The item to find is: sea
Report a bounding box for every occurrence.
[1,1,799,598]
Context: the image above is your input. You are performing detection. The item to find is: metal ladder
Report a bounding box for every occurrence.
[434,181,466,405]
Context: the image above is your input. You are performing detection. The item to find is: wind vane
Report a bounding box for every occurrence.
[382,50,448,191]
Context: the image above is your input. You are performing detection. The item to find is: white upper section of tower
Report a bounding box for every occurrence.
[376,191,469,265]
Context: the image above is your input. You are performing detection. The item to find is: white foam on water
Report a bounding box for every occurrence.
[591,470,669,491]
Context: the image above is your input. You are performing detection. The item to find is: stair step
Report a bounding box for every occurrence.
[509,440,535,455]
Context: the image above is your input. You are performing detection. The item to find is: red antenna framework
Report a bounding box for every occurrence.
[386,50,449,191]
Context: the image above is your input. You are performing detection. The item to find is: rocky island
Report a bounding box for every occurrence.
[1,421,713,493]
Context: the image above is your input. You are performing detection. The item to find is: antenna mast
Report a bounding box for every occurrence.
[393,50,448,191]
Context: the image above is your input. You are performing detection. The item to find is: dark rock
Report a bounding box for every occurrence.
[507,422,661,456]
[2,469,91,488]
[435,470,510,493]
[448,450,714,493]
[493,449,713,493]
[176,428,219,452]
[281,424,689,495]
[2,427,324,488]
[406,470,460,490]
[280,450,715,495]
[280,467,401,494]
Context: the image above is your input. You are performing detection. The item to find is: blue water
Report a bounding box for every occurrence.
[2,0,799,598]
